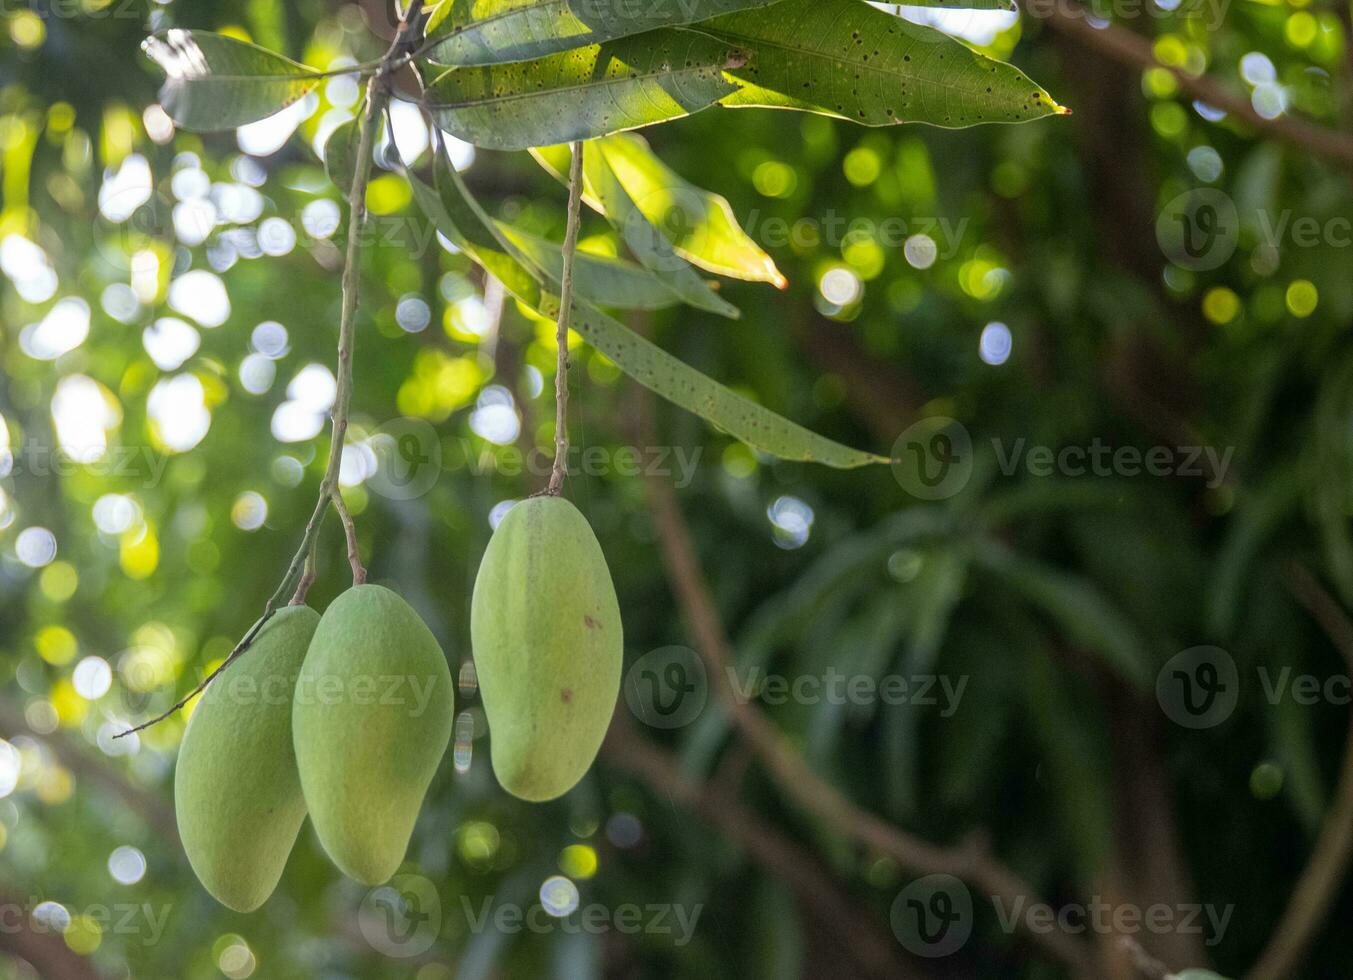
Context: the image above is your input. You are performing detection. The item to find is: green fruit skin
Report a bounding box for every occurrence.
[174,605,319,912]
[292,584,454,885]
[471,497,623,802]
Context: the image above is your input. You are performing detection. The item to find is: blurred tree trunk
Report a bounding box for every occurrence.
[0,893,102,980]
[1096,688,1209,977]
[1045,27,1212,976]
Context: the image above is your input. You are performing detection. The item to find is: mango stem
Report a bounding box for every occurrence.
[545,141,585,496]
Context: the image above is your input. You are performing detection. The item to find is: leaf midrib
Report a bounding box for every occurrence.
[691,24,997,99]
[427,57,734,111]
[167,73,319,84]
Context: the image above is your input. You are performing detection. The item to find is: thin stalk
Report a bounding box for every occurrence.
[545,141,585,496]
[294,70,386,592]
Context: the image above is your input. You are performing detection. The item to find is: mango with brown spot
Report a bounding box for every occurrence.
[470,496,622,801]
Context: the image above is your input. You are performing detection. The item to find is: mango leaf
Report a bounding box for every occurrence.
[531,144,603,210]
[535,134,784,286]
[581,144,740,318]
[424,0,786,67]
[407,165,546,308]
[413,172,681,310]
[422,30,747,150]
[323,117,359,198]
[142,30,323,131]
[497,223,685,311]
[554,302,885,466]
[408,146,886,467]
[699,0,1067,128]
[601,133,784,285]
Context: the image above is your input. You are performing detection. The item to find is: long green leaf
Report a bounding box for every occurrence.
[142,30,323,131]
[560,298,884,465]
[531,143,603,208]
[533,134,784,286]
[497,223,685,311]
[323,117,359,198]
[599,133,785,285]
[415,173,682,310]
[425,0,785,66]
[423,30,747,150]
[407,164,547,308]
[698,0,1067,128]
[581,144,741,318]
[408,145,885,467]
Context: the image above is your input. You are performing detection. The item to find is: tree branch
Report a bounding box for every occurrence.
[603,719,924,980]
[0,891,101,980]
[1245,563,1353,980]
[1031,0,1353,168]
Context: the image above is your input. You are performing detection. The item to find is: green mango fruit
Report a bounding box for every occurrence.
[292,584,454,885]
[471,496,623,801]
[174,605,319,912]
